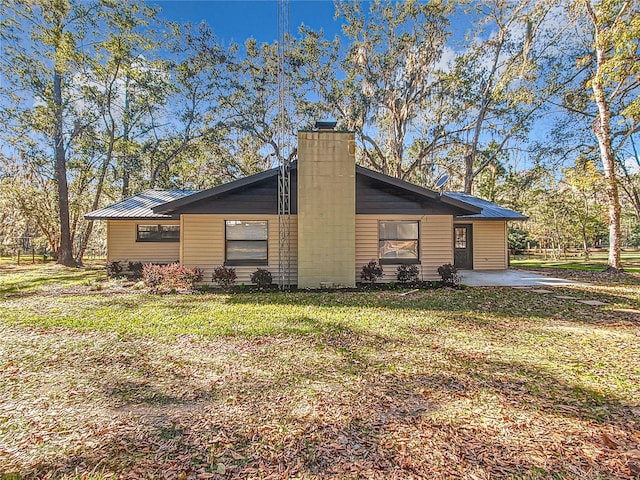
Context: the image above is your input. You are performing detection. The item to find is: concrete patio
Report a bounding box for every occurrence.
[459,269,585,287]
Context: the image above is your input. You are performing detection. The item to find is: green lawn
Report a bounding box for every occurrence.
[1,264,639,479]
[511,250,640,273]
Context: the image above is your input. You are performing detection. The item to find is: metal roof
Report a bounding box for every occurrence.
[85,190,200,220]
[443,192,528,221]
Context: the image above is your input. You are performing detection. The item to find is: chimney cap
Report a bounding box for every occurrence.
[315,121,337,130]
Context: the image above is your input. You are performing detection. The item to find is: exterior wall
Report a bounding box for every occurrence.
[355,215,453,282]
[297,131,356,288]
[464,220,508,270]
[106,220,180,263]
[181,214,297,285]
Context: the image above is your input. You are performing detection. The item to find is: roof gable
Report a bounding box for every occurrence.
[152,163,481,217]
[154,168,279,214]
[356,169,479,215]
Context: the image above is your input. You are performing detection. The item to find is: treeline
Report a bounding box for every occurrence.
[0,0,638,266]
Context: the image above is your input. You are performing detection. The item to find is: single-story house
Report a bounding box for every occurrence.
[86,127,526,288]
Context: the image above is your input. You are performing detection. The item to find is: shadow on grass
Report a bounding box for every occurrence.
[16,337,638,479]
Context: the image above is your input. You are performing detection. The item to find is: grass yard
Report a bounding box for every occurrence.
[511,250,640,274]
[1,264,639,479]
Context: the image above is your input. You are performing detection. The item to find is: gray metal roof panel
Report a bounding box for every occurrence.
[85,190,200,220]
[443,192,528,220]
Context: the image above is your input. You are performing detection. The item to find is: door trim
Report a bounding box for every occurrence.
[453,223,473,270]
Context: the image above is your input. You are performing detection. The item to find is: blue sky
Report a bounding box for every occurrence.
[141,2,557,166]
[153,1,342,44]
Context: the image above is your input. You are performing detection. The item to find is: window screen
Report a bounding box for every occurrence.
[378,220,419,264]
[225,220,268,265]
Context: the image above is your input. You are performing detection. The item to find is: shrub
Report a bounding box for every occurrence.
[437,263,460,287]
[212,265,237,290]
[251,268,273,289]
[142,264,164,289]
[142,263,203,292]
[360,260,384,283]
[106,260,123,278]
[128,261,144,279]
[396,264,419,283]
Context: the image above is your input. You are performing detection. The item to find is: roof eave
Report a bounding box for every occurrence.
[84,214,179,221]
[455,215,529,221]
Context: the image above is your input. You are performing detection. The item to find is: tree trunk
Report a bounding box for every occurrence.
[582,225,590,261]
[75,147,113,264]
[464,152,474,193]
[53,69,75,267]
[591,55,621,269]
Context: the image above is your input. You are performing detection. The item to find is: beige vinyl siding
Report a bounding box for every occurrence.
[355,215,453,282]
[422,215,454,275]
[106,220,181,263]
[470,221,508,270]
[181,214,297,285]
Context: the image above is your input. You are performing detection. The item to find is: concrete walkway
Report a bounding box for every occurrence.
[459,269,585,287]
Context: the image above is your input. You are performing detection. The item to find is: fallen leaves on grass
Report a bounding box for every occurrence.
[1,265,640,479]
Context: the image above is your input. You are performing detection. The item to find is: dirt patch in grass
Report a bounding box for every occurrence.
[1,266,640,479]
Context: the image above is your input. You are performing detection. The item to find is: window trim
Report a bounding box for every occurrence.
[224,220,269,266]
[135,224,180,243]
[378,220,420,265]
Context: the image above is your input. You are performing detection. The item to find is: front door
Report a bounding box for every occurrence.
[454,224,473,270]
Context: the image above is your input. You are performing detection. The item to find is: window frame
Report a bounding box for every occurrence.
[378,220,420,265]
[135,224,180,243]
[224,220,269,266]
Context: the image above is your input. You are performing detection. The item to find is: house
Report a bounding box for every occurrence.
[86,127,527,288]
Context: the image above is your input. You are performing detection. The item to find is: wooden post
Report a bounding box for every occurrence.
[32,248,35,264]
[17,250,20,265]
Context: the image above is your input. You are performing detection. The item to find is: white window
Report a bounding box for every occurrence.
[225,220,268,265]
[136,224,180,242]
[378,220,419,264]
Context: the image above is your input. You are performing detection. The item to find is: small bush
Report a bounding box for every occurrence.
[251,268,273,289]
[142,263,203,292]
[212,265,237,290]
[396,264,419,283]
[128,261,144,279]
[360,260,384,283]
[437,263,460,287]
[106,260,123,278]
[142,264,164,289]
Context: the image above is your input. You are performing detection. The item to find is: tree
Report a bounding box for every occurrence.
[438,0,582,193]
[302,0,451,179]
[0,0,104,266]
[73,1,163,262]
[219,36,322,172]
[567,0,640,269]
[140,21,231,190]
[562,159,606,260]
